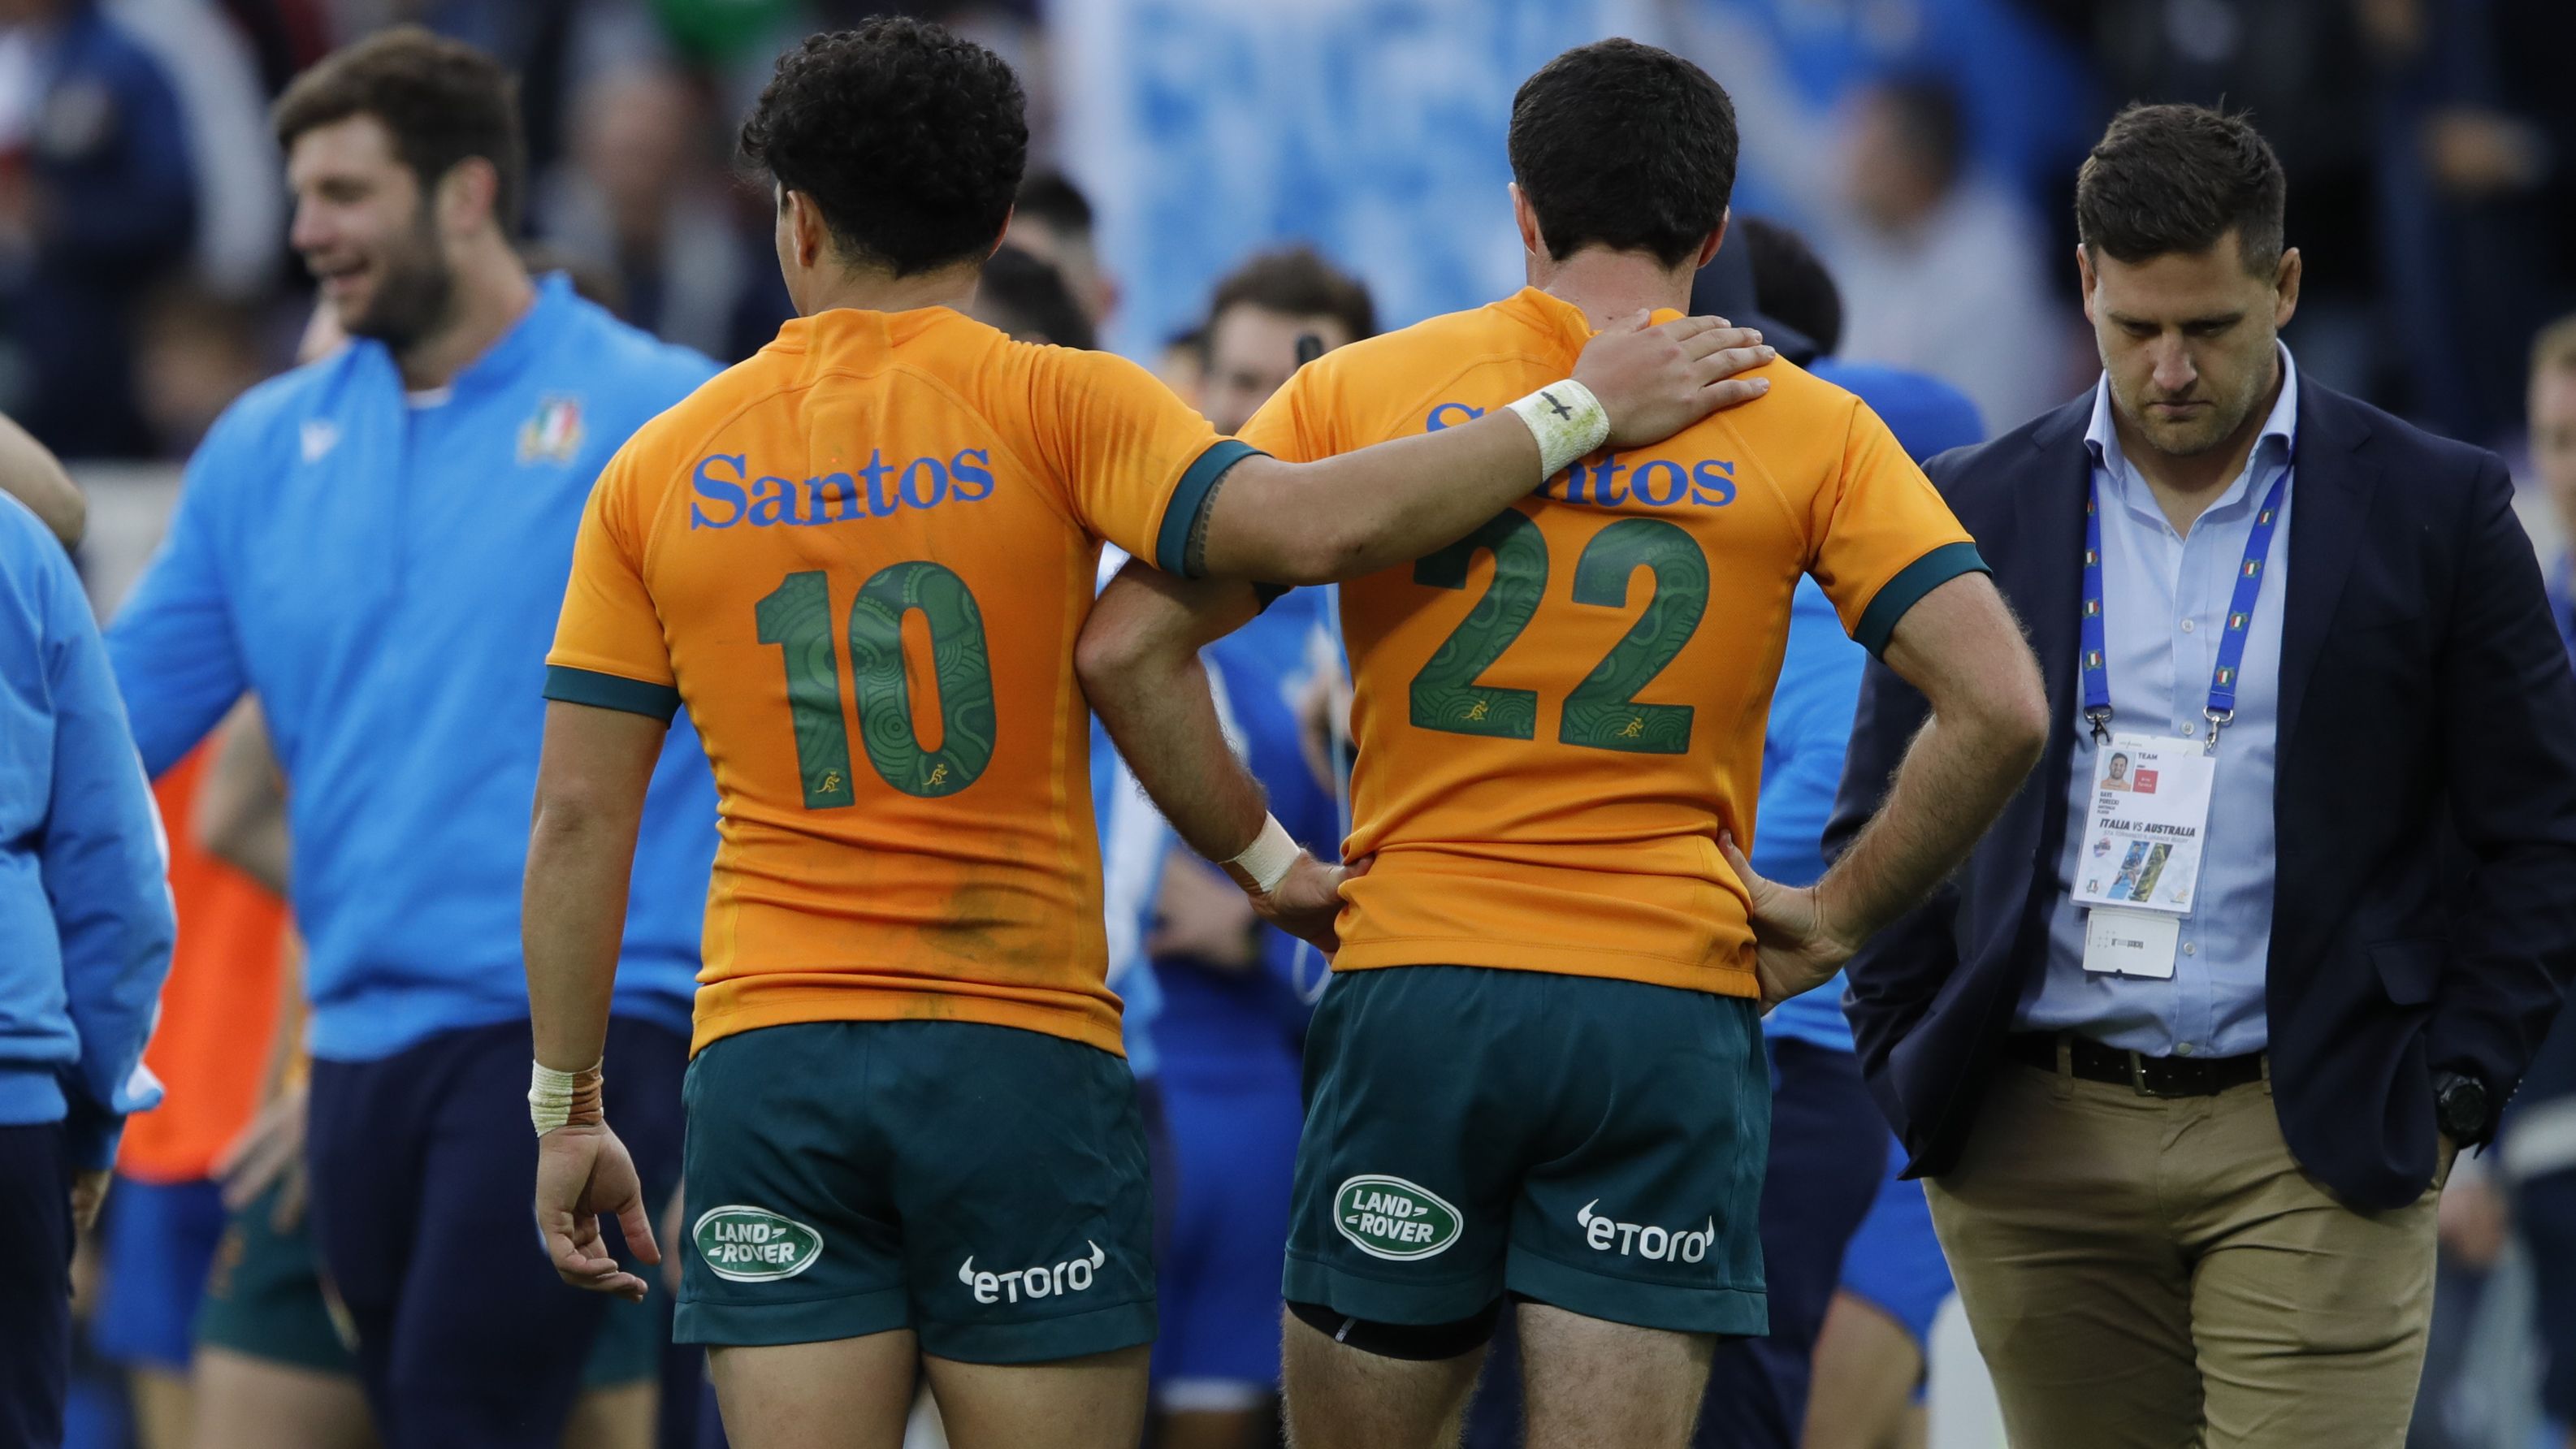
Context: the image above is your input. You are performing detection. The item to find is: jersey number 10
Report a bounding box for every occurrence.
[1411,513,1709,754]
[755,564,998,806]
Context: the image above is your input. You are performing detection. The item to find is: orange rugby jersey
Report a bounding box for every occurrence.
[1238,288,1982,999]
[547,306,1249,1055]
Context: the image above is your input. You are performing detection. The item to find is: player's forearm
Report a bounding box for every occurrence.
[1816,703,2033,943]
[1817,573,2046,944]
[1197,413,1547,585]
[1076,569,1269,863]
[522,807,635,1074]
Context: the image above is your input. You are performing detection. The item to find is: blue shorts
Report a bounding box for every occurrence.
[93,1176,230,1370]
[1838,1131,1953,1352]
[1154,1057,1302,1405]
[0,1122,71,1449]
[306,1015,685,1448]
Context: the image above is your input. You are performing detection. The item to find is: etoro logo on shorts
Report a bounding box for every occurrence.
[692,1205,823,1282]
[1576,1200,1717,1263]
[958,1241,1107,1304]
[1334,1175,1462,1260]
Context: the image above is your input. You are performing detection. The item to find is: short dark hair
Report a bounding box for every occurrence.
[738,19,1028,277]
[1508,39,1736,269]
[1015,171,1093,238]
[273,26,526,232]
[1207,247,1377,343]
[1741,217,1842,357]
[979,245,1095,349]
[2076,103,2286,276]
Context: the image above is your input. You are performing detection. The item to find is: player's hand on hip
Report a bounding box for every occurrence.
[1576,311,1775,451]
[535,1122,659,1303]
[1252,850,1359,955]
[1720,832,1858,1009]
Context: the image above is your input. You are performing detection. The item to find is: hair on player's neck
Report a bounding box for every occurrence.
[1529,244,1698,331]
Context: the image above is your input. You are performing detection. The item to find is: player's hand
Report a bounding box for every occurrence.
[1576,312,1775,451]
[70,1169,111,1236]
[1721,832,1863,1009]
[535,1122,660,1303]
[1252,851,1362,955]
[216,1083,310,1230]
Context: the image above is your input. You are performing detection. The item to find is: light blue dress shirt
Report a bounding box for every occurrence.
[2019,345,2300,1058]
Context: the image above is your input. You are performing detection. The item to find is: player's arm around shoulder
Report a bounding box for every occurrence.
[1191,314,1776,586]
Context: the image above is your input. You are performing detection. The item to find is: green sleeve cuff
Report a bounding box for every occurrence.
[1852,542,1989,658]
[1154,439,1262,577]
[545,664,682,722]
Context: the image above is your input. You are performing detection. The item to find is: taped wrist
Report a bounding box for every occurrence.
[1221,813,1301,896]
[530,1061,604,1135]
[1504,378,1610,480]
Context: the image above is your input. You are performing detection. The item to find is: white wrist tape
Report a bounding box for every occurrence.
[529,1061,600,1135]
[1505,378,1611,481]
[1222,814,1302,896]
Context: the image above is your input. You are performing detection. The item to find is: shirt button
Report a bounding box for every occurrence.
[2183,942,2198,956]
[2176,1042,2196,1056]
[2181,619,2197,633]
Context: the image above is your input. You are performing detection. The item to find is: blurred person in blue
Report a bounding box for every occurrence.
[101,28,717,1449]
[0,441,179,1448]
[1120,247,1372,1449]
[0,0,195,459]
[1691,216,1977,1449]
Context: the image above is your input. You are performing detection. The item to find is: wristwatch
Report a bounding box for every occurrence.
[2434,1071,2493,1148]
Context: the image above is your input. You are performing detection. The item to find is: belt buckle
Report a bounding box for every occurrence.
[2126,1049,2166,1097]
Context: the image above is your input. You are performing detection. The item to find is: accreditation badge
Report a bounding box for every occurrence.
[2075,733,2216,979]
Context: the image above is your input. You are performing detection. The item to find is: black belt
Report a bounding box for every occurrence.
[2003,1032,2264,1097]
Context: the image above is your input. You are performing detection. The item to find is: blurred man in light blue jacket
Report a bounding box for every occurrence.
[0,487,177,1448]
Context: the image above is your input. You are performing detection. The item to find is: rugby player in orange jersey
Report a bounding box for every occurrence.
[517,19,1776,1449]
[1076,39,2050,1449]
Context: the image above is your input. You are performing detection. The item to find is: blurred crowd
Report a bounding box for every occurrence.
[0,0,2566,469]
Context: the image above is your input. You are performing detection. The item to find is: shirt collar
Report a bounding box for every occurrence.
[2085,341,2300,517]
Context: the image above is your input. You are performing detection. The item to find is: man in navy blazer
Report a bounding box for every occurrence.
[1816,105,2576,1447]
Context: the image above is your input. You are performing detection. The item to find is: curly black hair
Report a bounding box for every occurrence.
[1508,39,1736,269]
[739,18,1028,277]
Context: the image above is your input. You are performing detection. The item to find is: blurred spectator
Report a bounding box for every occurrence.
[1009,167,1114,330]
[2076,0,2381,362]
[536,62,775,359]
[113,0,283,297]
[1198,245,1375,435]
[968,242,1094,349]
[2539,314,2576,632]
[132,281,266,455]
[2371,0,2576,443]
[1820,75,2076,434]
[0,0,197,458]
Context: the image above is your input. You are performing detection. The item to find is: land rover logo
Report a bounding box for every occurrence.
[1334,1175,1461,1261]
[693,1205,823,1282]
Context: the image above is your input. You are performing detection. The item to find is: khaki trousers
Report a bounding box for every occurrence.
[1924,1058,2441,1449]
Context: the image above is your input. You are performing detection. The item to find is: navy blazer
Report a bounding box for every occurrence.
[1827,379,2576,1210]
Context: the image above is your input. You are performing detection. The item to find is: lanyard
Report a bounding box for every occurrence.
[2080,465,2289,751]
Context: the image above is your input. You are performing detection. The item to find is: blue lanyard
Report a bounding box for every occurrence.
[2080,466,2289,750]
